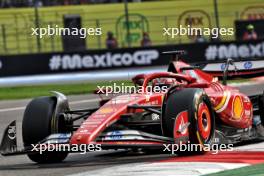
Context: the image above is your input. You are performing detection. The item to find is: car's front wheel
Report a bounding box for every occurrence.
[22,96,69,163]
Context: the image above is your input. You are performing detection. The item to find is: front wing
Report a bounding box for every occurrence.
[0,121,173,156]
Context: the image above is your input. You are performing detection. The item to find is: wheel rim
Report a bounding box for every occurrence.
[197,102,211,141]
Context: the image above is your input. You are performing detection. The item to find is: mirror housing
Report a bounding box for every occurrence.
[222,58,238,85]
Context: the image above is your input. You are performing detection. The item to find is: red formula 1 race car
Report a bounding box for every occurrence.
[1,51,264,163]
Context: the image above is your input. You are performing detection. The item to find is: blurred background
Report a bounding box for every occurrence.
[0,0,263,90]
[0,0,263,54]
[1,2,264,176]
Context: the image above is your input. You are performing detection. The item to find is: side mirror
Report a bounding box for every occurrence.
[93,88,111,107]
[94,88,107,94]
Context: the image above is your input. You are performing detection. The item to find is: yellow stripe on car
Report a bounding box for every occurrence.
[214,91,228,111]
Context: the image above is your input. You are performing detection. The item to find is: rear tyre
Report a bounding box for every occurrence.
[162,88,215,154]
[22,96,69,163]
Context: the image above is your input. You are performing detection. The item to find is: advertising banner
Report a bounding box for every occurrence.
[0,40,263,77]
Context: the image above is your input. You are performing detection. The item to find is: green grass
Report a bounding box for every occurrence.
[0,80,132,100]
[227,78,250,84]
[205,163,264,176]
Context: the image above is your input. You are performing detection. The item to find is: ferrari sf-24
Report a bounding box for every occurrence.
[1,51,264,163]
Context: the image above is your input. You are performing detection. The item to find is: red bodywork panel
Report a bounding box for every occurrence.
[171,61,253,128]
[70,94,163,144]
[70,60,253,145]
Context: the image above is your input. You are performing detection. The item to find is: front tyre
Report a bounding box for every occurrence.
[22,96,69,163]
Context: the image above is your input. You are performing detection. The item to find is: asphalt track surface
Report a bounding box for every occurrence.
[0,82,263,176]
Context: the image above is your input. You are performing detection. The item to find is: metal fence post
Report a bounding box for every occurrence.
[14,14,20,54]
[1,24,7,53]
[164,16,169,44]
[213,0,220,29]
[34,0,41,53]
[96,19,101,49]
[235,11,239,20]
[50,22,55,52]
[124,0,131,47]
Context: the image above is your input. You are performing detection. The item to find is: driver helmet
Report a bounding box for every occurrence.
[152,78,175,90]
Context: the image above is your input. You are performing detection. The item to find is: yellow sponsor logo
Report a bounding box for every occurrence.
[99,107,113,114]
[233,96,243,120]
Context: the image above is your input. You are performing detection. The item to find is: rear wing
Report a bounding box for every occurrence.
[163,50,264,79]
[197,59,264,78]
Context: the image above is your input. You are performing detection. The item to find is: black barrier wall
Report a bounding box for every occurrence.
[0,40,264,77]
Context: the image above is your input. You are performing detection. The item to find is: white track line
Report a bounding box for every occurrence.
[0,106,25,113]
[0,98,100,113]
[68,162,249,176]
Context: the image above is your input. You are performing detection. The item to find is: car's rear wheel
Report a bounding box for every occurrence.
[22,96,69,163]
[259,91,264,126]
[162,88,215,154]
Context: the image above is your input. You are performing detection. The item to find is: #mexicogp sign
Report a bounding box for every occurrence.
[0,39,263,77]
